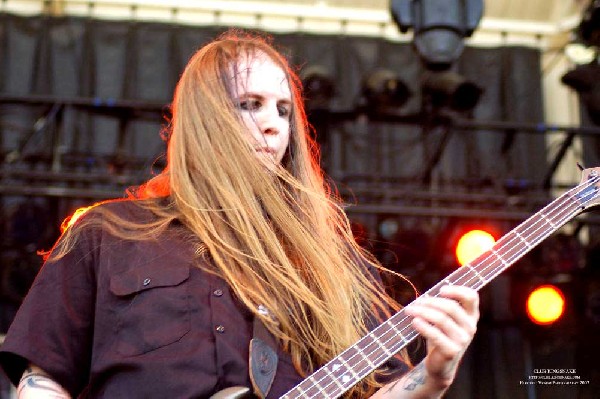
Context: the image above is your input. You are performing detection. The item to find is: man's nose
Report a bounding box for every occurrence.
[257,105,280,136]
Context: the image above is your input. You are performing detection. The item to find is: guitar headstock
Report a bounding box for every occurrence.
[579,167,600,209]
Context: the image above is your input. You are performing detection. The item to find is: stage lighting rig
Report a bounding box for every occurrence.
[361,68,412,113]
[561,1,600,125]
[300,65,335,111]
[421,70,483,112]
[562,61,600,125]
[390,0,484,70]
[579,0,600,48]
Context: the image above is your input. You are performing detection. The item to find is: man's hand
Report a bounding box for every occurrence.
[373,285,479,398]
[406,285,479,388]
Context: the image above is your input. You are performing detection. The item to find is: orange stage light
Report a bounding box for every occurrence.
[526,285,566,325]
[455,229,496,266]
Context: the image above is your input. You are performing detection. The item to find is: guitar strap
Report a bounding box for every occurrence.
[249,317,279,399]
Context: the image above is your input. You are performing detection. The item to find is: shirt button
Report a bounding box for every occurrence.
[215,325,225,333]
[213,289,223,297]
[143,278,151,286]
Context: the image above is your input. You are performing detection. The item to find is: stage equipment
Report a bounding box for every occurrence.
[390,0,484,70]
[454,228,496,266]
[562,61,600,125]
[300,65,335,111]
[579,0,600,47]
[361,69,412,111]
[526,285,566,325]
[422,70,483,111]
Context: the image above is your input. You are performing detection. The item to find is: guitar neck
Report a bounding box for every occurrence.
[281,171,600,399]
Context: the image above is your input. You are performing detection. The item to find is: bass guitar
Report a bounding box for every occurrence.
[211,167,600,399]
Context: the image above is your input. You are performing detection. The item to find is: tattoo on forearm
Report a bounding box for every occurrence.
[384,362,428,394]
[385,379,401,393]
[18,367,70,398]
[402,363,427,391]
[446,357,460,372]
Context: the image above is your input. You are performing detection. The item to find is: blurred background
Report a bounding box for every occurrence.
[0,0,599,398]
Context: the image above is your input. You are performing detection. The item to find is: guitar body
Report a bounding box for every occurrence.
[209,386,253,399]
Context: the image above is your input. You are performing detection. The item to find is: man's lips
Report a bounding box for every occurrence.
[255,147,276,155]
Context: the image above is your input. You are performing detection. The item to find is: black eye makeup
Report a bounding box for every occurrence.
[277,103,291,118]
[237,97,262,111]
[236,94,292,120]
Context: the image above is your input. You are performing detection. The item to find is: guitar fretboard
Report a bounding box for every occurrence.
[281,172,599,399]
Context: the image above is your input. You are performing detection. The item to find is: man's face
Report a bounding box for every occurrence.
[231,52,292,168]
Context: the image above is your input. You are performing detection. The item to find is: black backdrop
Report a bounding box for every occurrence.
[1,12,597,399]
[0,13,549,182]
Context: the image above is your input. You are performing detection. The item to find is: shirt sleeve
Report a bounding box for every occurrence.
[0,220,100,397]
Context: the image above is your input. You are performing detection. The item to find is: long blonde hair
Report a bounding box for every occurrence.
[54,30,410,396]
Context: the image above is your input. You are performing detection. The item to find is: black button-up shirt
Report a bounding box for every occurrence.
[0,200,407,398]
[0,201,307,398]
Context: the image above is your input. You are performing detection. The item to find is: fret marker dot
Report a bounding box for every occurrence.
[342,375,351,384]
[332,364,341,372]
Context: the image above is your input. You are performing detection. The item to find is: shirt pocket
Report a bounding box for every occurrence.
[109,263,191,356]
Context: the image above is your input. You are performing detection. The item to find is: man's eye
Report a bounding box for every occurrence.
[239,99,261,111]
[277,105,290,117]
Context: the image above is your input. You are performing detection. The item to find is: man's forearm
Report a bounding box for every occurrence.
[17,364,71,399]
[371,362,451,399]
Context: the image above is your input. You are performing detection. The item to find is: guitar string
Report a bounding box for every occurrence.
[344,176,600,396]
[292,176,599,399]
[341,176,600,396]
[318,176,600,398]
[284,176,598,399]
[283,175,599,399]
[323,179,597,398]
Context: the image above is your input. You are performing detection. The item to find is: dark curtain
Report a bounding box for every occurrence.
[0,13,547,184]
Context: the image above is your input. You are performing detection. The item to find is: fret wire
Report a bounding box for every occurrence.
[343,328,421,384]
[307,374,328,397]
[312,330,424,399]
[315,366,346,389]
[335,356,361,392]
[373,329,420,360]
[463,263,486,285]
[282,177,599,399]
[281,383,307,399]
[337,356,360,381]
[321,365,347,391]
[293,230,554,397]
[347,330,422,389]
[299,359,354,398]
[307,249,490,398]
[361,349,377,369]
[450,183,576,292]
[297,386,307,398]
[459,205,576,290]
[317,354,361,398]
[418,184,584,298]
[372,333,394,357]
[490,249,508,267]
[297,347,361,397]
[445,184,587,291]
[301,339,384,398]
[513,231,533,248]
[350,318,417,377]
[435,179,597,321]
[540,212,557,228]
[286,310,422,398]
[383,319,409,344]
[425,180,593,301]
